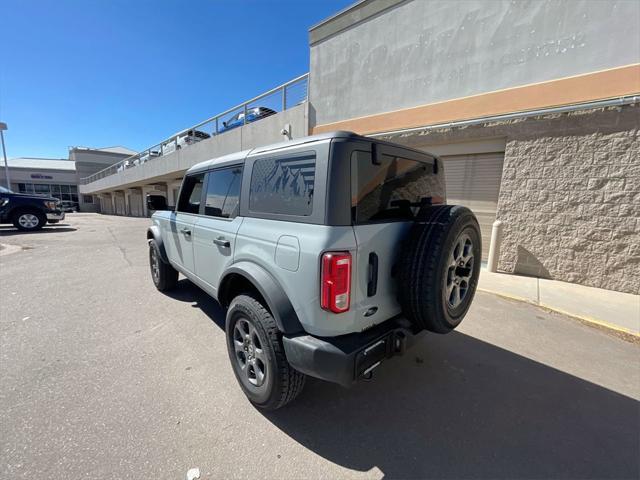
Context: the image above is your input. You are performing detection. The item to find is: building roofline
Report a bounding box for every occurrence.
[309,0,406,46]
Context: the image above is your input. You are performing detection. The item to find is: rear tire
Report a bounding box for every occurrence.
[12,209,46,231]
[149,239,178,291]
[398,205,481,333]
[226,294,305,410]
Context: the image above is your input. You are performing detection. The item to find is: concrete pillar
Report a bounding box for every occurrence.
[141,186,153,217]
[487,220,504,273]
[166,180,182,207]
[110,193,117,216]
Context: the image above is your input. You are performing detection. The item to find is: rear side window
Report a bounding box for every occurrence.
[177,173,204,214]
[351,150,439,223]
[249,152,315,216]
[204,166,243,218]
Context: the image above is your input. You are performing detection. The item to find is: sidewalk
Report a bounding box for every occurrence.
[478,269,640,336]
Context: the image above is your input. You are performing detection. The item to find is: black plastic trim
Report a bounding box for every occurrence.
[146,225,169,263]
[218,262,304,334]
[367,252,378,297]
[282,317,425,386]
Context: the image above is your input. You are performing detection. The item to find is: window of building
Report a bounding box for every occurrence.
[17,182,81,203]
[351,150,437,223]
[177,174,205,214]
[204,167,243,218]
[249,152,315,216]
[82,195,94,204]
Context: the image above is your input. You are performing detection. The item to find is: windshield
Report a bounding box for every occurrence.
[0,186,13,194]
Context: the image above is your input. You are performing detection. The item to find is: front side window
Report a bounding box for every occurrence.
[249,152,315,216]
[177,173,205,214]
[351,150,439,223]
[204,167,243,218]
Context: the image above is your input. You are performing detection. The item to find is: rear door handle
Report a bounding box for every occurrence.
[367,252,378,297]
[214,238,230,248]
[180,228,191,236]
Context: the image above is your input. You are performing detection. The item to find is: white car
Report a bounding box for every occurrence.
[162,130,210,156]
[137,150,160,165]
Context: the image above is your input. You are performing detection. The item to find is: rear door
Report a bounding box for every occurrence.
[163,173,204,275]
[193,166,244,295]
[350,146,443,327]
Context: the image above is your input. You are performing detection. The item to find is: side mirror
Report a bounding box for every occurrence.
[147,194,168,211]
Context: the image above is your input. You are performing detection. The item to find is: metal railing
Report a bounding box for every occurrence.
[81,73,309,185]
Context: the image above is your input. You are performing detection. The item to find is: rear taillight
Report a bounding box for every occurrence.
[321,252,352,313]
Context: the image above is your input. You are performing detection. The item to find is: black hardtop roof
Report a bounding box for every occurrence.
[187,131,436,174]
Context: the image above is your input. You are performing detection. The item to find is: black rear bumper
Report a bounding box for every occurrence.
[282,318,425,387]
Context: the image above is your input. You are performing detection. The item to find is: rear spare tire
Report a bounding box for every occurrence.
[398,205,481,334]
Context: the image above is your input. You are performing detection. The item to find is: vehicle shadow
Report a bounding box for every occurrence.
[163,279,226,330]
[0,226,77,236]
[262,332,639,479]
[162,280,639,479]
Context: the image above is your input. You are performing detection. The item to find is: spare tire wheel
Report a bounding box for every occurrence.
[398,205,481,334]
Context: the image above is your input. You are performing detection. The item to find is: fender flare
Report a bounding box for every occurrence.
[219,262,304,335]
[146,225,169,264]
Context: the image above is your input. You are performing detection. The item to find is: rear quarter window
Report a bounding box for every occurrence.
[351,150,442,223]
[249,152,315,216]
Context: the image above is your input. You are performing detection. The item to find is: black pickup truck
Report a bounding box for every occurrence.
[0,186,65,231]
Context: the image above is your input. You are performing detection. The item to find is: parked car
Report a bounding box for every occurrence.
[0,186,65,231]
[162,130,211,156]
[137,150,160,165]
[59,201,78,213]
[219,106,277,133]
[146,131,480,410]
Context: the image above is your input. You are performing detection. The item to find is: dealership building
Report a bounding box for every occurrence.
[78,0,639,295]
[0,146,135,212]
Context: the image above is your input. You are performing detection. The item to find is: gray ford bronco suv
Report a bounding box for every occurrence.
[146,131,480,410]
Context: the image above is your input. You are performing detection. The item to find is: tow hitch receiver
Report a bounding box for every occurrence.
[355,330,408,380]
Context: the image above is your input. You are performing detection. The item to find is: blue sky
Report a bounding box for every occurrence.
[0,0,352,159]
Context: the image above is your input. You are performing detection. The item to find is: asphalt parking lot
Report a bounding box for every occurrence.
[1,214,639,480]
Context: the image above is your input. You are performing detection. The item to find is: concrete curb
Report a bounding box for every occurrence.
[478,270,640,337]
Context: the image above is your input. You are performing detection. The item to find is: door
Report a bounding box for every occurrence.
[193,166,244,294]
[441,153,504,260]
[163,173,204,275]
[129,191,143,217]
[114,193,126,215]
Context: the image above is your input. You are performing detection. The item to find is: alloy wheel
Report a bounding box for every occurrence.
[445,233,474,308]
[18,213,39,229]
[150,247,160,284]
[233,318,267,387]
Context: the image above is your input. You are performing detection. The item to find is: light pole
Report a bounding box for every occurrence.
[0,122,9,189]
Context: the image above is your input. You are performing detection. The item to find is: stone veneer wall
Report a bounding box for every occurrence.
[383,103,639,294]
[496,105,639,294]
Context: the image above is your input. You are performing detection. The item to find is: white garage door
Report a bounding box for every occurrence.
[440,152,504,260]
[114,194,126,216]
[129,192,143,217]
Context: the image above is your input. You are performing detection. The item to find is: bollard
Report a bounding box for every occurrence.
[486,219,503,273]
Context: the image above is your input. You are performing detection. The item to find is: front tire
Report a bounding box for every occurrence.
[149,239,178,291]
[12,209,46,231]
[226,294,305,410]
